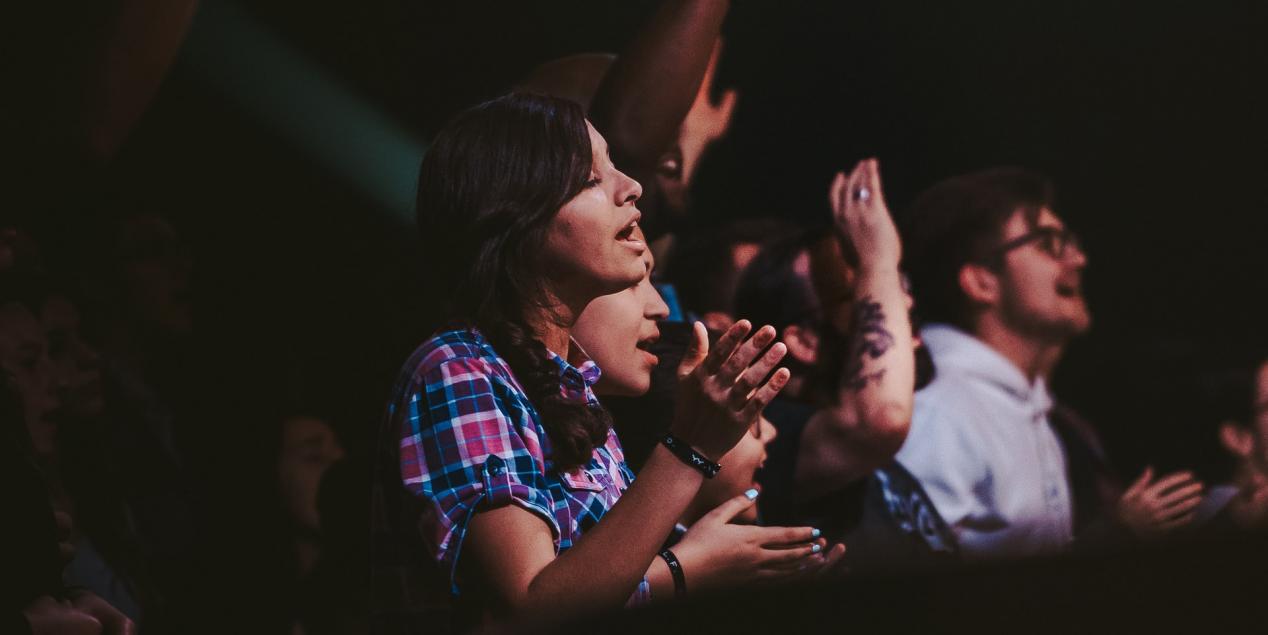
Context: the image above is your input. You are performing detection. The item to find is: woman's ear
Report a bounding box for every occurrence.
[783,324,819,366]
[1220,421,1255,458]
[958,263,1000,307]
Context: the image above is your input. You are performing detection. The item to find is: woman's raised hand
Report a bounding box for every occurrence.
[672,491,845,593]
[671,320,790,461]
[829,158,902,271]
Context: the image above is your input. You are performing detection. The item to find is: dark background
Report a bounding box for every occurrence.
[11,0,1268,491]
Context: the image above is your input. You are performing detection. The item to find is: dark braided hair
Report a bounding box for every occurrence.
[416,93,611,472]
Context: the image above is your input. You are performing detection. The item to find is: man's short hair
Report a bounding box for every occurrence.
[901,167,1054,330]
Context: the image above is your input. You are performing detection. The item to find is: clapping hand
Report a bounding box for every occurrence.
[1117,467,1205,538]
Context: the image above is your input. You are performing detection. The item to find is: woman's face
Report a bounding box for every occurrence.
[0,302,60,457]
[542,122,647,304]
[40,295,104,418]
[277,416,346,533]
[698,416,777,524]
[574,242,669,397]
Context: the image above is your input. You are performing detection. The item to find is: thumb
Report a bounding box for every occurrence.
[714,88,738,132]
[678,321,709,380]
[702,488,760,524]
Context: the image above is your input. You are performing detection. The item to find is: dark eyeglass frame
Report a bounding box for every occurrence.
[979,226,1082,266]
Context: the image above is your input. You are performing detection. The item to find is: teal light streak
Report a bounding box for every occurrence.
[181,0,424,222]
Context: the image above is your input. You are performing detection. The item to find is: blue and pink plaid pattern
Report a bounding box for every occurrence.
[389,326,648,602]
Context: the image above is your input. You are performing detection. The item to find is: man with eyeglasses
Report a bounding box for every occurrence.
[893,167,1094,559]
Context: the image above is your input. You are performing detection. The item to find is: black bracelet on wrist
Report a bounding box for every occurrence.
[660,433,721,478]
[658,548,687,600]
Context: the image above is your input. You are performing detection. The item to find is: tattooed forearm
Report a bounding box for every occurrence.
[841,296,895,392]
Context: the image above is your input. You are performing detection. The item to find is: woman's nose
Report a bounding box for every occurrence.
[617,170,642,206]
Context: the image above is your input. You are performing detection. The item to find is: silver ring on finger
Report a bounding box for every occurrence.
[852,186,871,203]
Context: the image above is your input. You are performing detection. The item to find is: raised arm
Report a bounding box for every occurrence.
[796,159,915,497]
[587,0,731,180]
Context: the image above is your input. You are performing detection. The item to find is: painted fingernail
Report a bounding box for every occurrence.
[745,488,759,501]
[812,544,822,554]
[811,528,821,539]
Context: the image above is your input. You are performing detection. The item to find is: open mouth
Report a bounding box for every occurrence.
[635,331,660,363]
[616,213,642,242]
[635,331,659,352]
[1055,282,1080,298]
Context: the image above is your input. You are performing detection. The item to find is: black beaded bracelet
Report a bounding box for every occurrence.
[660,433,721,478]
[658,548,687,600]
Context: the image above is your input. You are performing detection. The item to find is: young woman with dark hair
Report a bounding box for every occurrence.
[379,93,820,629]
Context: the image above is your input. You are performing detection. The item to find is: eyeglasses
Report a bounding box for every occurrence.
[982,227,1082,264]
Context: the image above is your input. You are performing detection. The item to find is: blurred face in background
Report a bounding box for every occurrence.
[653,37,737,220]
[113,214,194,338]
[0,301,60,457]
[991,208,1090,341]
[277,416,346,534]
[692,416,777,524]
[39,295,104,418]
[0,227,43,274]
[1218,361,1268,483]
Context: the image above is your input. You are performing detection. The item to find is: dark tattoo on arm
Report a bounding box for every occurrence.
[841,296,895,392]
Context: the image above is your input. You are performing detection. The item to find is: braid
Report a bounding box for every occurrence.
[483,317,611,473]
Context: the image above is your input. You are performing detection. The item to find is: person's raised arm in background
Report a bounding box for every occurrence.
[588,0,731,186]
[796,159,915,499]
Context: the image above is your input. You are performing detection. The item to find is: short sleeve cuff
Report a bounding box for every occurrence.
[439,454,561,596]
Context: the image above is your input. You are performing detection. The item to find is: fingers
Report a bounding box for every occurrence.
[740,368,790,421]
[716,325,777,386]
[1154,482,1204,508]
[727,341,787,410]
[702,489,761,524]
[762,541,824,565]
[1125,466,1154,498]
[863,158,888,210]
[829,171,847,215]
[715,89,739,134]
[818,542,847,574]
[1156,495,1204,522]
[844,160,864,209]
[1155,511,1197,531]
[699,320,751,376]
[677,321,710,380]
[756,525,821,547]
[1144,471,1198,496]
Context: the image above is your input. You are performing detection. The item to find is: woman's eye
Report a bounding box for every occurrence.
[585,175,602,188]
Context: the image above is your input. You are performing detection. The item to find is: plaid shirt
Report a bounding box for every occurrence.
[390,326,649,604]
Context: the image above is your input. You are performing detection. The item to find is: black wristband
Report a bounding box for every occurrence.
[658,548,687,600]
[660,433,721,478]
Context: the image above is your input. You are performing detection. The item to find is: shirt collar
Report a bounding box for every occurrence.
[546,338,602,395]
[920,323,1052,411]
